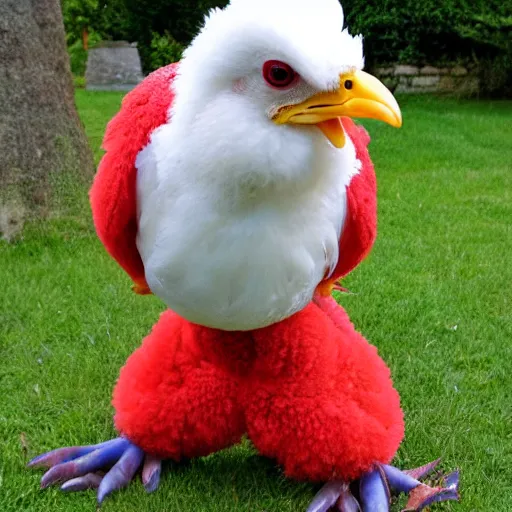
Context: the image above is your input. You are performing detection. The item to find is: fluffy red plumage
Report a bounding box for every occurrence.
[113,296,404,481]
[90,64,178,294]
[93,64,403,483]
[335,119,376,280]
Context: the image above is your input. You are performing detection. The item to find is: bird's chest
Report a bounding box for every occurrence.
[139,185,345,331]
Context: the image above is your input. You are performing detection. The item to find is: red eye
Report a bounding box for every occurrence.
[263,60,297,88]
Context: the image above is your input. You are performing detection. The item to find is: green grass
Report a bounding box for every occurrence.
[1,91,511,511]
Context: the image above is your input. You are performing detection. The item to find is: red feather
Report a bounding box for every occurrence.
[90,63,178,294]
[316,117,377,295]
[113,296,404,480]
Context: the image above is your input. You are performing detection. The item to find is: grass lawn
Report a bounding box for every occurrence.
[1,90,511,511]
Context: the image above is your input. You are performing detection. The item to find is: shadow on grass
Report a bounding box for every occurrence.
[154,441,314,511]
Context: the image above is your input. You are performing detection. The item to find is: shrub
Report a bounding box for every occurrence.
[67,31,102,76]
[148,32,184,71]
[120,0,228,73]
[343,0,512,96]
[73,76,86,89]
[456,12,512,96]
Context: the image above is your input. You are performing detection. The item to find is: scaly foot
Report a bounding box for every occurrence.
[28,437,162,504]
[306,459,459,512]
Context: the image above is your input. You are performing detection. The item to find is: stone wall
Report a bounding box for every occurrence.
[373,64,479,95]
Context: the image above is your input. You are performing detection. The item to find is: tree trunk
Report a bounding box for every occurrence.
[0,0,95,239]
[82,26,89,51]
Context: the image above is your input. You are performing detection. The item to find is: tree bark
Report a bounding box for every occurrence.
[0,0,95,239]
[82,26,89,51]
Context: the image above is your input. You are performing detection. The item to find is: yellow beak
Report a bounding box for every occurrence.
[273,70,402,148]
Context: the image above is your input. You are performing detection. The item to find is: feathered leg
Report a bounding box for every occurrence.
[246,297,459,512]
[30,310,246,505]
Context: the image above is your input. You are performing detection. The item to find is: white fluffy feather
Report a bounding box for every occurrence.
[136,0,364,330]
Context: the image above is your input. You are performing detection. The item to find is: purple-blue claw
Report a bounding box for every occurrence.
[97,445,145,504]
[359,469,390,512]
[381,464,460,512]
[403,480,459,512]
[381,464,421,494]
[60,473,103,492]
[444,470,460,490]
[306,481,346,512]
[28,440,113,469]
[305,482,363,512]
[40,438,130,488]
[305,460,459,512]
[403,459,441,481]
[402,470,460,512]
[31,437,160,505]
[142,456,162,493]
[335,487,361,512]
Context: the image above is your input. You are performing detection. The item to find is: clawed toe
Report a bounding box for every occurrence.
[39,438,130,489]
[403,459,441,481]
[306,459,459,512]
[97,445,145,504]
[402,471,460,512]
[381,461,459,512]
[60,473,103,492]
[30,437,161,505]
[142,456,162,493]
[359,468,390,511]
[335,487,361,512]
[27,440,115,469]
[307,481,358,512]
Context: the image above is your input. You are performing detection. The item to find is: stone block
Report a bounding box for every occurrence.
[395,83,414,93]
[370,62,479,95]
[420,66,440,75]
[86,41,144,91]
[394,65,419,75]
[412,75,440,88]
[374,66,395,76]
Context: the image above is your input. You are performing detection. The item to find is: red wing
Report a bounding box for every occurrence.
[317,117,377,294]
[89,63,178,293]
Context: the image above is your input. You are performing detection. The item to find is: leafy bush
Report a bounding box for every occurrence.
[120,0,228,73]
[456,13,512,96]
[345,0,469,65]
[67,39,87,76]
[67,31,102,76]
[148,32,184,70]
[73,76,87,89]
[344,0,512,96]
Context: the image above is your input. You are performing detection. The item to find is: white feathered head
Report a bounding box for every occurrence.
[172,0,400,150]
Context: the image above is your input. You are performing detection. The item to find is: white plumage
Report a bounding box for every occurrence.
[136,0,364,330]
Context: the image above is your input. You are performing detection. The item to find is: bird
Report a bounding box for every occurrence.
[28,0,460,510]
